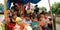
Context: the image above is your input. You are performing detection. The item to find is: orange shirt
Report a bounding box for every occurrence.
[39,20,44,30]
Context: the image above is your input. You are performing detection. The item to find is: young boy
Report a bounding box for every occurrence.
[31,17,39,30]
[42,13,50,30]
[22,15,32,26]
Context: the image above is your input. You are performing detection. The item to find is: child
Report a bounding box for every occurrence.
[31,17,39,30]
[13,17,32,30]
[10,14,17,23]
[13,17,26,30]
[8,14,17,30]
[22,15,32,26]
[39,18,44,30]
[42,13,50,30]
[1,18,10,30]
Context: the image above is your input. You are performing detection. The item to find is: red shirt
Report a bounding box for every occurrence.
[8,23,25,30]
[8,23,16,30]
[13,24,25,30]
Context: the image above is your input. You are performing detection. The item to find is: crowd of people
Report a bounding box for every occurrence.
[1,5,53,30]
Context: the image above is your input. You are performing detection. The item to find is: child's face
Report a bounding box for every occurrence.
[44,14,48,18]
[41,14,44,17]
[39,18,41,21]
[13,15,17,19]
[26,17,30,21]
[33,18,38,22]
[35,14,37,16]
[21,15,24,19]
[14,11,17,14]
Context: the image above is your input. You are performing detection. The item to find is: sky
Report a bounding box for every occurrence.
[0,0,60,11]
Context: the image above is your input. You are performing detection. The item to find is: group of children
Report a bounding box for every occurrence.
[0,9,53,30]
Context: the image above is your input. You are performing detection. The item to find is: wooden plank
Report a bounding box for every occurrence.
[3,0,7,30]
[4,0,7,18]
[48,0,56,30]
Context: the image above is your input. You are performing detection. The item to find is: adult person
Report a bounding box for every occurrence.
[34,5,39,14]
[52,13,56,30]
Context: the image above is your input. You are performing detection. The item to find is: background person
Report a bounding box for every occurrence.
[34,5,39,14]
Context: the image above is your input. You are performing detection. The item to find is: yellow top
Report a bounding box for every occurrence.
[1,23,5,30]
[27,10,32,14]
[16,17,22,22]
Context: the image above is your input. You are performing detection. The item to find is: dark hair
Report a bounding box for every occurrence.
[40,11,45,15]
[33,17,38,19]
[35,5,38,7]
[12,14,17,17]
[26,14,30,17]
[7,9,12,13]
[44,12,48,15]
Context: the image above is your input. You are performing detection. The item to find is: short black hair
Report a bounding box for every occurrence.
[12,14,17,17]
[40,11,45,15]
[35,5,38,7]
[26,14,30,17]
[33,17,38,19]
[44,12,48,15]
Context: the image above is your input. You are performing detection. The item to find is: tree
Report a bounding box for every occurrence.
[0,3,4,10]
[52,2,60,14]
[39,7,47,12]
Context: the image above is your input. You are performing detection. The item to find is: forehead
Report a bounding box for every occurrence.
[45,14,48,15]
[34,18,38,20]
[13,15,17,17]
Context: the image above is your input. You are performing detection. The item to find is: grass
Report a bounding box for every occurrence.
[56,17,60,24]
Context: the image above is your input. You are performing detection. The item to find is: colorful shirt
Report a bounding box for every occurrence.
[24,25,32,30]
[39,20,44,30]
[42,18,50,27]
[22,19,32,26]
[31,21,39,30]
[13,24,25,30]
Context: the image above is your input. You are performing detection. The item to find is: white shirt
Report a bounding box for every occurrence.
[15,24,20,30]
[27,25,32,30]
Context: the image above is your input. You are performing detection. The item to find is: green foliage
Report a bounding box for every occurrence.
[56,17,60,24]
[39,7,47,12]
[0,3,4,10]
[0,3,3,7]
[52,2,60,14]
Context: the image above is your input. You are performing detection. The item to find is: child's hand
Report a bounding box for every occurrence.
[32,26,35,28]
[23,28,27,30]
[37,25,40,28]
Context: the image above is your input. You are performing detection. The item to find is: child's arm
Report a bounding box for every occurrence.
[23,28,27,30]
[31,25,35,28]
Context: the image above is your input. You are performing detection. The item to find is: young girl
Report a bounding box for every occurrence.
[13,17,25,30]
[31,17,39,30]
